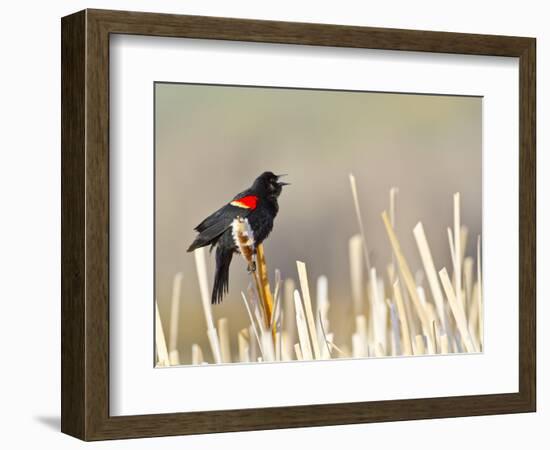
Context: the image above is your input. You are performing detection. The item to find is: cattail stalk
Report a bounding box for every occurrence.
[294,289,313,360]
[393,280,412,356]
[349,235,364,315]
[168,272,183,365]
[439,267,477,352]
[453,193,463,312]
[255,243,275,337]
[238,328,250,363]
[349,174,371,271]
[232,217,275,338]
[218,318,232,363]
[155,300,170,367]
[194,247,222,363]
[191,344,204,365]
[477,235,483,349]
[413,222,447,331]
[382,211,430,332]
[241,291,263,358]
[297,261,321,359]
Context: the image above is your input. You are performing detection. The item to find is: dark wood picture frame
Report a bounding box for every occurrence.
[61,9,536,441]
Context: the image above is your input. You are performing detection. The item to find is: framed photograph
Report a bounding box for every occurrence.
[61,9,536,440]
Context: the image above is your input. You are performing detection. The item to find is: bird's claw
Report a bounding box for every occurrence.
[247,261,257,273]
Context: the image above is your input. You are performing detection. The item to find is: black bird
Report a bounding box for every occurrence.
[187,171,289,304]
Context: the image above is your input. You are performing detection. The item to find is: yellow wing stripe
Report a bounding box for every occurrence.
[230,200,252,209]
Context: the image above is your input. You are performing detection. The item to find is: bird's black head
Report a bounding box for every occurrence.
[252,171,289,198]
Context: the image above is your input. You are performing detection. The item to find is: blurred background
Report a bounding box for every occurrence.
[155,82,481,364]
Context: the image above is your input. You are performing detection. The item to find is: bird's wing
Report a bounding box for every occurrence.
[188,194,259,252]
[195,194,259,232]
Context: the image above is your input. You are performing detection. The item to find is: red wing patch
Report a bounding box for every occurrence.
[230,195,258,210]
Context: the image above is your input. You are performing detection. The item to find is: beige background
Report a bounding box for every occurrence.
[155,83,481,364]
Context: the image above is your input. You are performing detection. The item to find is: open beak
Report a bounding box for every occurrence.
[277,174,290,186]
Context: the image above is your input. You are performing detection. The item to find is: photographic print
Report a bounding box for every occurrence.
[154,82,483,367]
[61,10,535,439]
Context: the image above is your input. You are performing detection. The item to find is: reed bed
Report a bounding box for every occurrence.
[156,176,483,366]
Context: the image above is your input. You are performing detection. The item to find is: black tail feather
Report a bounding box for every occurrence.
[212,246,233,304]
[187,233,222,253]
[187,237,206,252]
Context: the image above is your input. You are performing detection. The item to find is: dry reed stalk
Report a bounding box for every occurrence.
[389,187,399,281]
[387,299,401,355]
[327,341,347,358]
[270,271,283,334]
[352,333,362,358]
[260,328,275,362]
[255,243,274,330]
[423,302,437,354]
[413,222,447,329]
[468,283,481,348]
[447,227,456,271]
[374,343,385,357]
[275,331,282,361]
[370,268,387,355]
[432,320,440,354]
[248,275,267,327]
[280,331,293,361]
[238,328,250,363]
[248,325,259,361]
[283,278,296,350]
[325,332,335,354]
[386,263,397,286]
[439,267,477,352]
[168,272,183,365]
[349,174,371,271]
[194,247,222,364]
[365,274,374,350]
[390,187,399,228]
[155,300,170,367]
[316,276,330,347]
[439,335,449,354]
[240,292,263,359]
[477,235,483,349]
[382,211,430,332]
[415,287,435,352]
[294,343,304,360]
[453,193,463,312]
[468,282,480,329]
[293,289,313,360]
[191,343,204,365]
[296,261,321,359]
[271,270,282,326]
[355,315,368,357]
[463,257,474,310]
[273,269,282,302]
[168,350,180,366]
[401,282,420,338]
[218,318,232,363]
[318,311,332,359]
[277,317,284,360]
[349,235,364,315]
[392,280,412,356]
[414,335,426,355]
[417,285,427,306]
[339,344,351,358]
[460,226,468,265]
